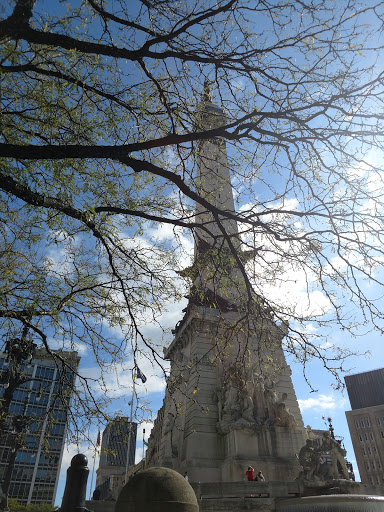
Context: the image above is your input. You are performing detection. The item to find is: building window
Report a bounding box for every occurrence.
[377,417,381,426]
[377,476,380,484]
[366,418,370,427]
[373,446,377,453]
[356,421,360,428]
[362,447,366,455]
[372,461,376,469]
[359,434,363,442]
[369,432,374,440]
[366,461,370,470]
[377,460,382,469]
[381,431,384,439]
[364,433,368,441]
[367,447,371,454]
[369,476,374,484]
[361,420,365,428]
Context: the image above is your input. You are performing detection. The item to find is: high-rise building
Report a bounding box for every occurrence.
[345,368,384,485]
[0,348,79,505]
[95,417,137,499]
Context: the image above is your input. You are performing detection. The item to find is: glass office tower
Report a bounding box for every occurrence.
[0,348,79,505]
[95,417,137,499]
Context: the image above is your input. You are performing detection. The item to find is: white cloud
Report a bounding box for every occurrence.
[147,222,177,242]
[258,280,331,318]
[80,359,167,398]
[298,393,347,412]
[48,336,89,356]
[238,197,332,319]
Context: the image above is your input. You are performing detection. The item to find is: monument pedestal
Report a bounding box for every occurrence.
[220,427,306,481]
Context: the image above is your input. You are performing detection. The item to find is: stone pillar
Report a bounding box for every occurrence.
[60,454,92,512]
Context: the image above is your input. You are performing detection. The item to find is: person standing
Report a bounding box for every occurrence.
[245,466,254,481]
[184,471,189,481]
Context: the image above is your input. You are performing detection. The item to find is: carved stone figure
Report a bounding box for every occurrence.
[298,433,350,483]
[298,439,322,481]
[241,388,255,423]
[275,392,297,429]
[320,433,349,480]
[251,372,267,421]
[306,425,317,440]
[264,378,279,421]
[215,387,224,422]
[264,378,278,403]
[222,380,239,422]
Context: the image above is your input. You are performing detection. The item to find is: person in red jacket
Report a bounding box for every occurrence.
[245,466,254,481]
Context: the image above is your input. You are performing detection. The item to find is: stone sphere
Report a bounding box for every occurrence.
[115,467,199,512]
[71,453,88,467]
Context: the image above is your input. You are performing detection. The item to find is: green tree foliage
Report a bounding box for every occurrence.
[0,0,384,428]
[8,498,57,512]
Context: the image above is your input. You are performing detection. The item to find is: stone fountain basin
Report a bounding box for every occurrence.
[277,494,384,511]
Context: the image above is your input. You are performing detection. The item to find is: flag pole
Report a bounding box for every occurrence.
[89,452,96,500]
[125,373,136,484]
[143,428,145,459]
[89,429,101,500]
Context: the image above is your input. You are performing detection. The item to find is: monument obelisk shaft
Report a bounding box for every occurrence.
[145,98,306,483]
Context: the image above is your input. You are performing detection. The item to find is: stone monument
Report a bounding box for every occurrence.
[144,95,307,483]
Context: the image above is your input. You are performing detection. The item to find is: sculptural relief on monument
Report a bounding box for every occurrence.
[216,362,298,435]
[298,433,350,483]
